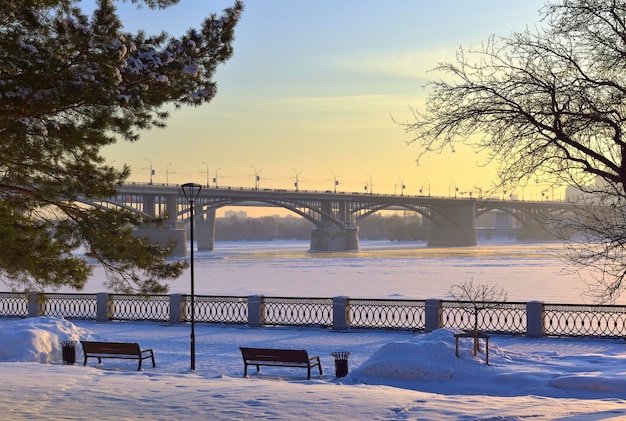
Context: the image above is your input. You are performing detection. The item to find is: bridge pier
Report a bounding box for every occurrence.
[196,209,216,251]
[427,201,477,247]
[310,226,359,252]
[132,225,187,257]
[516,223,555,240]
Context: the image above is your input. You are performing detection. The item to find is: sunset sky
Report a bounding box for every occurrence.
[94,0,548,198]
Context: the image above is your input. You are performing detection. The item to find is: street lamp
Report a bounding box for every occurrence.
[397,177,405,196]
[331,171,338,193]
[213,168,220,188]
[181,182,202,371]
[144,158,153,185]
[201,162,209,187]
[250,165,261,189]
[166,163,172,185]
[420,179,431,197]
[292,168,300,191]
[449,181,458,198]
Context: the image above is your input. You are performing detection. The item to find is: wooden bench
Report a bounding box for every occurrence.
[81,341,155,371]
[239,347,323,380]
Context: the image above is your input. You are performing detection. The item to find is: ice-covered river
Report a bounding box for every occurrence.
[76,238,619,305]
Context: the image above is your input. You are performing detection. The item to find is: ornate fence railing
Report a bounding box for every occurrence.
[263,297,333,327]
[111,295,170,322]
[441,301,527,334]
[188,296,248,324]
[543,303,626,337]
[348,299,425,330]
[0,292,28,317]
[2,292,626,338]
[41,294,97,319]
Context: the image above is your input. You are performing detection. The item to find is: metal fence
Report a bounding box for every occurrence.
[0,292,27,317]
[263,297,333,327]
[349,299,425,330]
[2,292,626,338]
[111,295,170,321]
[190,296,248,324]
[441,301,527,334]
[544,303,626,337]
[42,294,97,319]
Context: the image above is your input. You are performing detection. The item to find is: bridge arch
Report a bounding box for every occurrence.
[187,197,347,228]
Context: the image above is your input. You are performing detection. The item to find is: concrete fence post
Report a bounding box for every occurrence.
[332,296,350,330]
[526,301,545,338]
[169,294,186,324]
[248,295,265,327]
[425,299,442,332]
[96,293,112,322]
[28,292,43,318]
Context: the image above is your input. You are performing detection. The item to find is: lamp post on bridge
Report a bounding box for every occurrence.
[166,163,172,185]
[331,171,338,193]
[397,177,405,196]
[213,168,220,188]
[201,162,209,187]
[420,179,430,197]
[292,169,300,191]
[250,165,262,190]
[181,182,202,371]
[144,157,153,185]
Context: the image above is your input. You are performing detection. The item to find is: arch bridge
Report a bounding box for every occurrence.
[83,183,577,255]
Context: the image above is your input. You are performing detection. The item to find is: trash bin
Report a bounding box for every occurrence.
[330,351,351,378]
[61,340,77,365]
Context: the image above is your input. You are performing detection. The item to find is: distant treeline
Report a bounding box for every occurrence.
[214,213,426,241]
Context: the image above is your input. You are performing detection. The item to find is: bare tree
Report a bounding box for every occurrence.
[401,0,626,302]
[450,279,507,335]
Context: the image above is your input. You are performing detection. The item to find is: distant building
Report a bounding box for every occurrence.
[224,210,247,219]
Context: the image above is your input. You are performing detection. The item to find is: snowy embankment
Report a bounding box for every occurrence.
[1,317,626,420]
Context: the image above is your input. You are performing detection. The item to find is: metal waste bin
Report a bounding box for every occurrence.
[61,340,77,365]
[330,351,351,378]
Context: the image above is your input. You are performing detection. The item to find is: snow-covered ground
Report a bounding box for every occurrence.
[1,316,626,420]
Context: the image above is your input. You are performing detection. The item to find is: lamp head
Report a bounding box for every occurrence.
[181,182,203,202]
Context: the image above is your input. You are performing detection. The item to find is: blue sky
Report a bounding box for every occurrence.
[92,0,547,197]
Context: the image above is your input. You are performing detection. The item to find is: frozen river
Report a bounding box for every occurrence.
[75,238,618,305]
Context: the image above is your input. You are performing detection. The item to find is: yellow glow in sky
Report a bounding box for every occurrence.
[98,0,548,198]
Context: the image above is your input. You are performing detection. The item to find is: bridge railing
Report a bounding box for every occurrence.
[2,292,626,338]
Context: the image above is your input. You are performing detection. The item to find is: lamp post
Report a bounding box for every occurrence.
[144,158,153,185]
[250,165,261,190]
[166,163,172,185]
[420,179,431,197]
[397,177,405,196]
[213,168,220,188]
[292,168,300,191]
[181,182,202,371]
[331,171,338,193]
[201,162,209,187]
